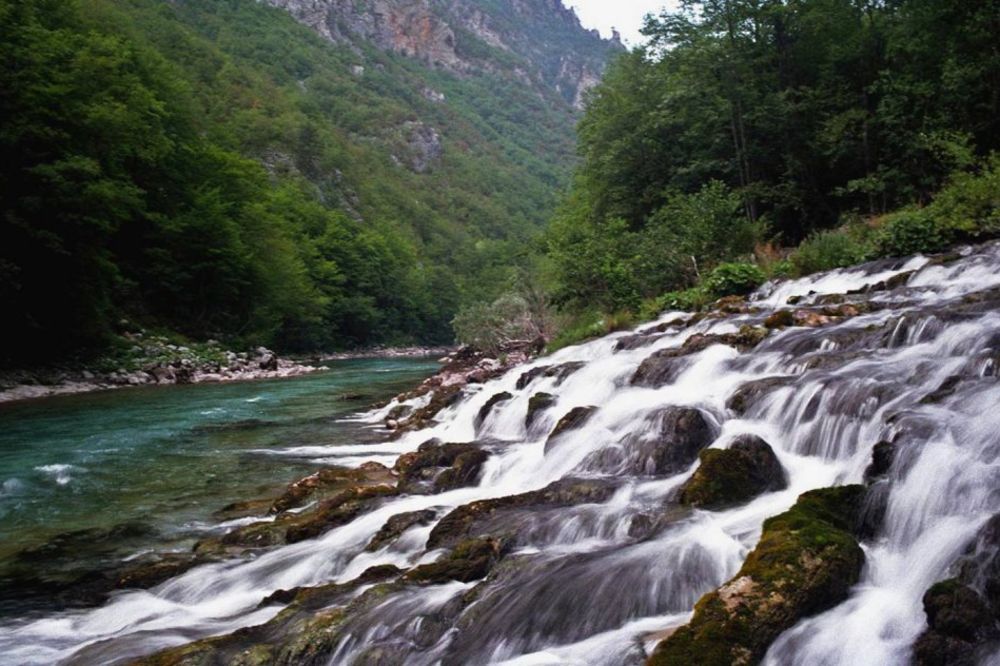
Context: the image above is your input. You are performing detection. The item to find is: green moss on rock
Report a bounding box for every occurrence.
[678,435,786,509]
[648,486,866,666]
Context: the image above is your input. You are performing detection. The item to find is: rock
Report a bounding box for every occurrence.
[864,440,896,482]
[545,406,597,450]
[475,391,513,429]
[395,440,489,494]
[515,362,585,390]
[648,486,866,666]
[270,463,394,514]
[404,537,509,584]
[914,579,999,665]
[258,351,278,371]
[525,392,555,429]
[211,483,400,550]
[678,435,786,509]
[392,384,463,436]
[114,554,202,590]
[366,509,438,551]
[631,328,770,388]
[763,309,795,329]
[726,376,793,415]
[612,406,716,476]
[284,484,400,543]
[919,375,963,404]
[793,310,833,327]
[427,478,619,549]
[614,332,668,352]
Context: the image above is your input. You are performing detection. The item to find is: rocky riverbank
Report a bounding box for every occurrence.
[0,336,321,404]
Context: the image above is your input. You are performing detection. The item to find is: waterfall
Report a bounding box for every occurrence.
[3,242,1000,665]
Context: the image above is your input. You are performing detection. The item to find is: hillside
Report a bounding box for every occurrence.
[0,0,621,362]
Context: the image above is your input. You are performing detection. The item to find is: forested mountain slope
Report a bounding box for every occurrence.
[0,0,620,363]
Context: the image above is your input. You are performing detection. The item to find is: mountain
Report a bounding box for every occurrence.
[0,0,622,361]
[267,0,622,109]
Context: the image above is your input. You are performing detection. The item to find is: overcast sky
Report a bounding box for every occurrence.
[564,0,681,46]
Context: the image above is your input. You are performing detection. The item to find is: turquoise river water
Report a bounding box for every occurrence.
[0,357,438,618]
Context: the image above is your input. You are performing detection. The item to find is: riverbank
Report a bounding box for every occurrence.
[0,342,320,405]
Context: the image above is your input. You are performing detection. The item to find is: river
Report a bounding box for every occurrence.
[0,357,439,619]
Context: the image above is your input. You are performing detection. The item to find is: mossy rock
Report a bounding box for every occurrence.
[678,435,786,509]
[525,392,556,428]
[648,486,866,666]
[914,577,1000,665]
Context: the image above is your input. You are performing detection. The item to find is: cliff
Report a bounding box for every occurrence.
[266,0,623,108]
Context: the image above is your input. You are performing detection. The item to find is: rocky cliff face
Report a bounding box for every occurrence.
[266,0,622,108]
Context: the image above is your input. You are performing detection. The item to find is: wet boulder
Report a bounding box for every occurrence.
[631,328,770,388]
[914,579,999,666]
[763,310,795,329]
[615,332,667,352]
[864,440,896,482]
[544,406,598,451]
[427,478,619,549]
[474,391,512,429]
[366,510,438,552]
[404,537,509,584]
[725,376,793,416]
[649,486,866,666]
[595,406,716,476]
[678,435,786,509]
[270,462,394,514]
[391,384,463,436]
[209,484,399,548]
[525,392,556,429]
[515,362,585,390]
[395,441,489,494]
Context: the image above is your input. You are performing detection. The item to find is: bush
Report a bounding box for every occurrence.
[791,229,870,275]
[925,155,1000,240]
[452,293,547,354]
[873,209,953,257]
[704,263,766,297]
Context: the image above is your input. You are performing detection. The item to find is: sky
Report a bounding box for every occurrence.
[564,0,680,46]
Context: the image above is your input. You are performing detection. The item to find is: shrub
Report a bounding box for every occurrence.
[925,155,1000,240]
[452,293,546,354]
[873,209,953,257]
[791,229,870,275]
[704,263,766,298]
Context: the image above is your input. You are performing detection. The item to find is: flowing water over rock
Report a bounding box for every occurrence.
[4,244,1000,664]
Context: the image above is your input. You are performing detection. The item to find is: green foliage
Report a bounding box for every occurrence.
[791,229,872,276]
[0,0,604,362]
[551,0,1000,323]
[703,263,766,298]
[548,180,759,312]
[873,209,953,257]
[545,310,636,353]
[923,154,1000,240]
[650,288,712,315]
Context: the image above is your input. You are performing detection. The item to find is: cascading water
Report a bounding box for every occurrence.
[3,242,1000,665]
